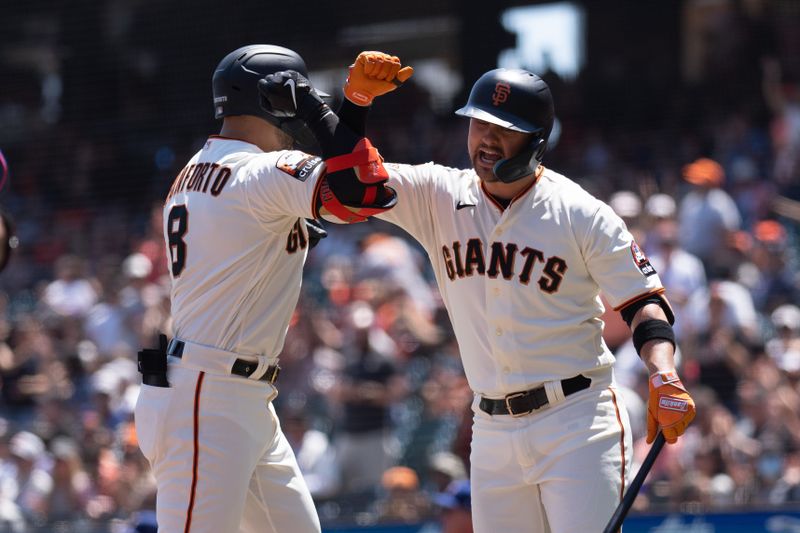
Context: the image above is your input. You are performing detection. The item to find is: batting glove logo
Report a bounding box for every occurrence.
[284,78,297,110]
[658,396,689,412]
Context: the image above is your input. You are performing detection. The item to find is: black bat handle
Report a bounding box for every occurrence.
[602,431,666,533]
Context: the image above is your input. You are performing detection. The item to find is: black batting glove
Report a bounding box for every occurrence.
[304,219,327,249]
[258,70,329,123]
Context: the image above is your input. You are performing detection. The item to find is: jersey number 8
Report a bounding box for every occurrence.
[167,205,188,277]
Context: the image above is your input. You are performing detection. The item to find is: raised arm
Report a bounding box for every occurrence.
[337,51,414,140]
[257,70,397,223]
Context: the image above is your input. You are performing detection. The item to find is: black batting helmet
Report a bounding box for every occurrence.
[456,69,555,182]
[212,45,327,149]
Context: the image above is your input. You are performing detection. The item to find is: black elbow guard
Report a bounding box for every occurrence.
[632,319,675,355]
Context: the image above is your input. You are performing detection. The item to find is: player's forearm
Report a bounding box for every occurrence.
[638,342,677,374]
[336,98,370,137]
[630,303,677,373]
[294,91,359,160]
[298,95,392,208]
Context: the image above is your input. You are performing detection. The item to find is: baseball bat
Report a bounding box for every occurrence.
[602,431,666,533]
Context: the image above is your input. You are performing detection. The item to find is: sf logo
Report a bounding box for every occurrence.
[492,82,511,106]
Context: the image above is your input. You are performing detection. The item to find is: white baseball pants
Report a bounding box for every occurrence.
[469,369,632,533]
[135,361,320,533]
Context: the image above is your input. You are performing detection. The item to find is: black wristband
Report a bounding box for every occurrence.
[620,296,663,326]
[632,319,675,355]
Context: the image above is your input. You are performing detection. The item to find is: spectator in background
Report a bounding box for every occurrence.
[373,466,432,524]
[119,253,153,316]
[84,275,139,359]
[42,437,90,521]
[762,58,800,193]
[356,233,437,319]
[736,370,800,491]
[280,404,340,500]
[0,316,68,424]
[766,304,800,376]
[646,217,707,340]
[124,509,158,533]
[330,301,407,497]
[0,341,40,425]
[677,158,742,277]
[84,446,121,520]
[134,202,169,284]
[740,220,800,313]
[770,452,800,504]
[41,255,99,318]
[432,479,473,533]
[684,280,756,409]
[686,279,760,343]
[608,190,644,240]
[644,193,677,229]
[642,192,678,254]
[426,451,467,494]
[1,431,52,524]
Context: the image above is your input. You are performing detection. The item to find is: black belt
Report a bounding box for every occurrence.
[479,374,591,417]
[167,340,280,384]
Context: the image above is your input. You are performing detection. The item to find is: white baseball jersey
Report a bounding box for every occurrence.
[138,135,327,533]
[164,135,325,357]
[379,163,665,397]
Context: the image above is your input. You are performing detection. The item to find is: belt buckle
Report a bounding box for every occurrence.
[504,391,531,418]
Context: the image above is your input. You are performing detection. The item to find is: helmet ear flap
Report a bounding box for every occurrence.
[533,137,548,162]
[492,137,546,184]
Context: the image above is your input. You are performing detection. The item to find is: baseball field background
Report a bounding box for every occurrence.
[1,1,799,532]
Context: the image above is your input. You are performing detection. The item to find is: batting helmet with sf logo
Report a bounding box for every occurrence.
[456,68,555,183]
[456,68,553,136]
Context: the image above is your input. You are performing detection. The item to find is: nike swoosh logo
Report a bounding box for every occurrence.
[284,78,297,110]
[456,201,475,210]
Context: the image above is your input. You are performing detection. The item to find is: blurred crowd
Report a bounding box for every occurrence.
[0,1,799,531]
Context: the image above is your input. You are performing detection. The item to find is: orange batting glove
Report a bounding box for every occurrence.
[343,51,414,106]
[647,371,696,444]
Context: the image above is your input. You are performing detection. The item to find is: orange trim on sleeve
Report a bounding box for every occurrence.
[609,387,626,505]
[613,288,666,312]
[184,372,206,533]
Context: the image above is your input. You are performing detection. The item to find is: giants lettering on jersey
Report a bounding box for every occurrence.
[441,238,567,292]
[166,163,232,201]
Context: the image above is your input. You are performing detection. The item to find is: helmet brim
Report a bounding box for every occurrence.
[455,105,543,134]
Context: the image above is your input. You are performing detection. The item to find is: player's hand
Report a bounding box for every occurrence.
[647,371,696,444]
[344,51,414,106]
[304,218,327,249]
[259,70,327,120]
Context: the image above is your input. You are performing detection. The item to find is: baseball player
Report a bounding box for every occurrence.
[134,44,399,533]
[329,52,697,532]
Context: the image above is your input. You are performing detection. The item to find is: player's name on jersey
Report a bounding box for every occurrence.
[442,238,566,292]
[166,162,232,201]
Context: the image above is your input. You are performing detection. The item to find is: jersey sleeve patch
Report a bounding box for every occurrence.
[276,152,323,182]
[631,241,657,277]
